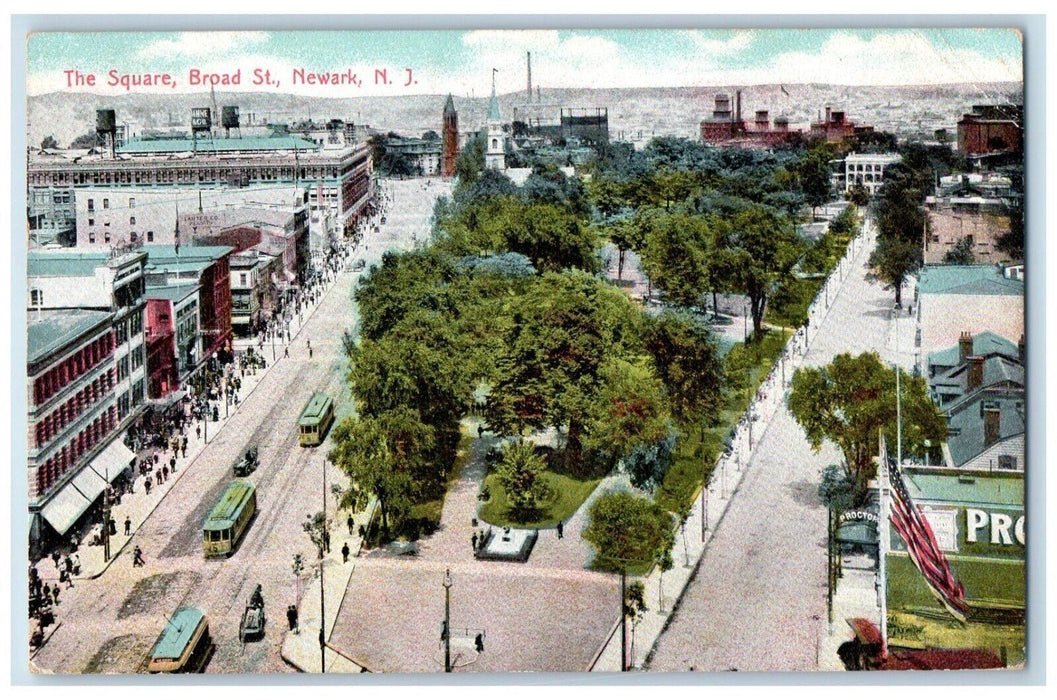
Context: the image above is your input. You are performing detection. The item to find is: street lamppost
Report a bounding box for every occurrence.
[102,464,111,562]
[743,301,749,343]
[700,460,709,542]
[442,568,452,673]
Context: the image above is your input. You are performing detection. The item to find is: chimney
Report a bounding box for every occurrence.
[983,405,1001,447]
[1018,334,1025,364]
[967,356,984,391]
[736,90,742,125]
[958,331,973,361]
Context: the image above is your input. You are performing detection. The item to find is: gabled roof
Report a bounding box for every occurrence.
[944,393,1025,467]
[928,331,1019,370]
[931,355,1024,407]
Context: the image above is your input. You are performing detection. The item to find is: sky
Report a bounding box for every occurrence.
[26,28,1023,98]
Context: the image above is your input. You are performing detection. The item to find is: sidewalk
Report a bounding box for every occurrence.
[279,502,374,673]
[32,245,359,589]
[591,218,875,671]
[818,560,881,671]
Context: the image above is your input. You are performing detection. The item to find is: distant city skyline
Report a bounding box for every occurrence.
[28,28,1022,98]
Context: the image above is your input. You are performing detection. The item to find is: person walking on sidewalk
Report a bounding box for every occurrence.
[124,516,132,536]
[341,542,350,563]
[557,520,564,539]
[132,546,144,567]
[347,514,354,535]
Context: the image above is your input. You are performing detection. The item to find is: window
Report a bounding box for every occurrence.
[103,198,109,209]
[129,197,135,208]
[88,218,94,226]
[130,232,138,243]
[130,216,136,226]
[30,289,43,306]
[105,232,111,243]
[240,273,248,286]
[89,233,95,244]
[147,231,154,242]
[998,455,1018,471]
[87,198,94,212]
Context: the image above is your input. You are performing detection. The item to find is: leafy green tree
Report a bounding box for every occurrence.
[606,218,646,282]
[787,352,947,503]
[867,235,921,308]
[943,236,976,265]
[40,135,58,150]
[494,440,553,522]
[847,183,871,207]
[799,147,834,218]
[716,205,804,338]
[818,463,855,513]
[583,358,672,473]
[485,271,644,471]
[421,130,440,141]
[638,210,713,307]
[354,249,457,341]
[329,407,436,539]
[644,310,724,426]
[584,492,674,572]
[996,203,1024,261]
[454,136,485,187]
[349,308,473,433]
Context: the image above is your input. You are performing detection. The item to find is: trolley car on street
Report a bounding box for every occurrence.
[202,480,257,557]
[298,392,335,447]
[147,607,214,673]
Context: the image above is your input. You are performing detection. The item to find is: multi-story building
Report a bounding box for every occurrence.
[141,245,234,364]
[27,308,138,552]
[73,186,304,250]
[927,331,1024,471]
[385,137,443,176]
[844,152,902,196]
[809,106,875,143]
[28,130,373,244]
[179,204,310,285]
[700,92,802,148]
[229,250,281,337]
[957,104,1023,156]
[27,250,149,551]
[916,264,1025,368]
[924,174,1018,264]
[145,283,200,401]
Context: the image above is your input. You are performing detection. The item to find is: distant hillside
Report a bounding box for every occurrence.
[26,82,1022,150]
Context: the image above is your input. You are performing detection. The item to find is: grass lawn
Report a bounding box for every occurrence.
[655,328,791,514]
[477,471,601,529]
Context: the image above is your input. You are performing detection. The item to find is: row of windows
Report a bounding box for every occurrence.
[88,230,154,245]
[34,406,118,498]
[31,162,347,188]
[34,369,116,449]
[114,311,144,347]
[33,332,115,406]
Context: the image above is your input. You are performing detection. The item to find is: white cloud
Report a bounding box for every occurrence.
[732,31,1022,86]
[683,30,755,56]
[137,31,270,59]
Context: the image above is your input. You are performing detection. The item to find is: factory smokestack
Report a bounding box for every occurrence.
[527,51,532,101]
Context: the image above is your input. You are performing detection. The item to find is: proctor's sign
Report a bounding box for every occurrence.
[966,508,1026,547]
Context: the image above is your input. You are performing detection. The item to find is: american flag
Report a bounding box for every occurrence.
[888,461,968,622]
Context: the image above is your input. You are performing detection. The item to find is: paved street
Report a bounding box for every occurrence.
[647,218,910,673]
[30,177,445,675]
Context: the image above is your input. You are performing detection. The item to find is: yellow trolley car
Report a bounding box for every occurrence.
[202,480,257,557]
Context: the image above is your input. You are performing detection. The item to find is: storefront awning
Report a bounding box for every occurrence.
[40,440,134,535]
[85,439,135,484]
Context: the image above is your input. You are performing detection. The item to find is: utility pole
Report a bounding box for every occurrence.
[320,456,328,673]
[620,568,627,672]
[443,568,452,672]
[700,461,709,542]
[102,464,111,561]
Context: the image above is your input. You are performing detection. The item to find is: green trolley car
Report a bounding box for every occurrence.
[298,392,335,447]
[147,606,214,673]
[202,480,257,557]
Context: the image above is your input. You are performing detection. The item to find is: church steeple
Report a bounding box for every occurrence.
[442,94,459,177]
[484,70,506,171]
[487,75,501,123]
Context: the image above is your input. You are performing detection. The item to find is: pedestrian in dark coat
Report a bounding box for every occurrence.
[124,516,132,536]
[341,542,350,563]
[347,515,354,534]
[472,533,478,552]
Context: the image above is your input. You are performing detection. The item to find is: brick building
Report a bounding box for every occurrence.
[957,105,1023,156]
[700,92,802,148]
